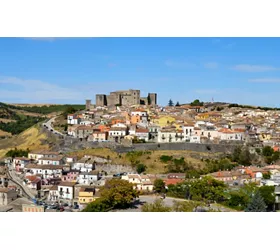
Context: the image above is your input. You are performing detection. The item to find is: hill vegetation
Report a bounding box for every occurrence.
[0,102,85,115]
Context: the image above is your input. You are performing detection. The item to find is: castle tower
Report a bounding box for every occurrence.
[148,93,157,105]
[86,99,91,110]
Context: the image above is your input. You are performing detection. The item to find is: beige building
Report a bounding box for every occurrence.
[0,188,17,206]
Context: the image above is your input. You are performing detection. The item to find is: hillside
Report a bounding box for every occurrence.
[67,148,223,174]
[0,124,50,159]
[0,102,85,136]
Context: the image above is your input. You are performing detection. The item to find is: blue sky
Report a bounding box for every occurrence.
[1,37,280,106]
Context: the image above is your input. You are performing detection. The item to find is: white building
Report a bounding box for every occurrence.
[135,128,149,141]
[109,127,127,138]
[218,129,245,141]
[25,165,64,179]
[77,170,100,185]
[38,156,64,166]
[72,157,95,172]
[57,182,76,201]
[158,129,184,143]
[122,174,153,192]
[67,114,81,125]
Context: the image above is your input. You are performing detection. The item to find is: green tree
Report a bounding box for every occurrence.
[168,99,174,107]
[154,179,166,193]
[142,199,172,212]
[189,176,226,203]
[5,148,30,158]
[136,164,147,174]
[99,179,139,209]
[82,199,110,212]
[262,172,271,180]
[227,191,250,210]
[175,102,180,107]
[239,148,252,166]
[62,106,77,119]
[262,146,274,157]
[245,190,267,212]
[259,186,275,211]
[190,99,204,106]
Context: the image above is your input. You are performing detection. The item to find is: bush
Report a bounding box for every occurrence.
[136,164,147,174]
[160,155,173,163]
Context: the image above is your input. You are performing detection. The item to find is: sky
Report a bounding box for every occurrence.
[1,37,280,107]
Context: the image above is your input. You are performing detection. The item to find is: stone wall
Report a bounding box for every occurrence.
[114,142,243,154]
[95,163,133,174]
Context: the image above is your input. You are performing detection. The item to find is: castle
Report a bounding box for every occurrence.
[86,89,157,109]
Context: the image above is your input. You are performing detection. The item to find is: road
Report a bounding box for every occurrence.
[43,117,65,137]
[6,163,35,200]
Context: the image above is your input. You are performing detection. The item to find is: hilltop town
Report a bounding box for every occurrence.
[1,89,280,212]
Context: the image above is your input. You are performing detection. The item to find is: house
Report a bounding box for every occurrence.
[76,125,96,139]
[135,128,149,142]
[25,175,42,190]
[61,170,80,182]
[25,164,64,179]
[65,156,77,164]
[57,182,76,201]
[182,124,195,140]
[130,110,148,124]
[72,157,95,172]
[158,128,184,143]
[48,186,59,202]
[38,155,64,166]
[121,174,153,192]
[218,128,245,141]
[164,179,184,186]
[147,123,160,141]
[67,114,81,125]
[0,188,18,206]
[77,170,100,185]
[13,157,31,172]
[152,115,176,128]
[108,127,127,142]
[78,187,98,205]
[88,130,108,142]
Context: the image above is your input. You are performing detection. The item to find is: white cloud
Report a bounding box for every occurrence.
[0,76,85,103]
[165,60,196,68]
[248,78,280,83]
[204,62,218,69]
[232,64,278,72]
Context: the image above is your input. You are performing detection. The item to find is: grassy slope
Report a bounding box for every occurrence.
[0,125,49,159]
[67,148,220,174]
